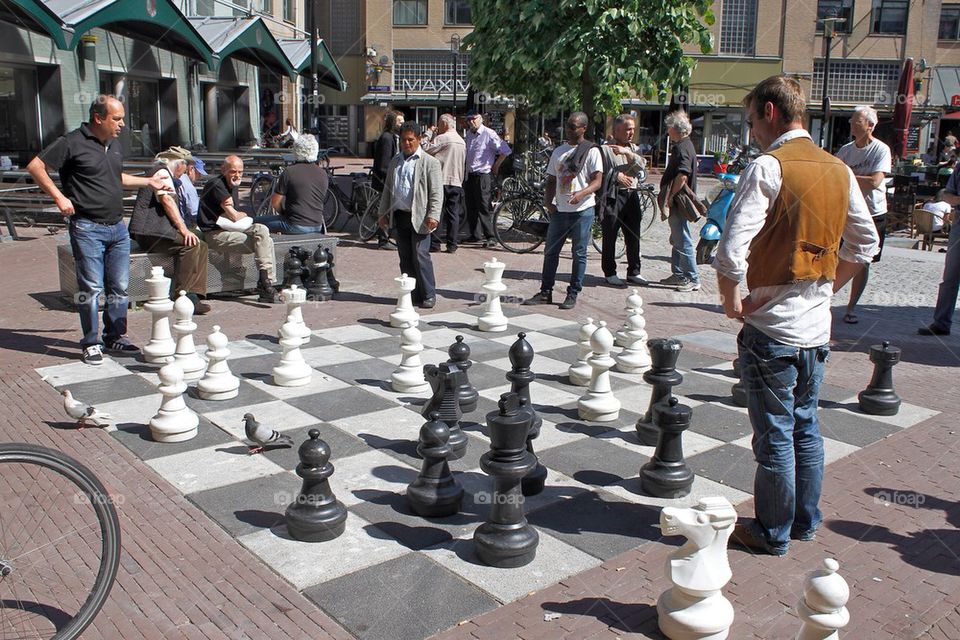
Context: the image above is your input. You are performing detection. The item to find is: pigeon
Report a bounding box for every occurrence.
[243,413,294,454]
[61,390,112,428]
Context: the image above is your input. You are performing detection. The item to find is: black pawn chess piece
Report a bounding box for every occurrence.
[422,362,468,460]
[285,429,348,542]
[281,247,303,288]
[406,412,464,517]
[858,341,902,416]
[506,332,546,496]
[636,338,683,446]
[306,244,334,301]
[446,335,478,413]
[731,357,747,408]
[473,393,539,568]
[640,397,694,498]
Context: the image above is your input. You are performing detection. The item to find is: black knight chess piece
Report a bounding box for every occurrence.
[306,244,334,301]
[506,332,546,496]
[473,393,539,568]
[422,362,468,460]
[406,412,464,517]
[858,341,902,416]
[636,338,684,446]
[640,397,694,498]
[285,429,348,542]
[446,335,478,413]
[731,357,747,408]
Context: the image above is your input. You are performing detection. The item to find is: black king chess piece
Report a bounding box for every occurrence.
[306,244,334,301]
[446,335,478,414]
[636,338,683,446]
[858,341,902,416]
[640,397,695,498]
[506,332,546,496]
[473,393,539,568]
[422,362,468,460]
[285,429,347,542]
[406,412,464,517]
[731,357,747,408]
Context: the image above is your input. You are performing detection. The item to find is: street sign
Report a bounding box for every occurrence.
[951,95,960,107]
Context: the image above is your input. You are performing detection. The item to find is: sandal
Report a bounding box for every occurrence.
[842,313,859,324]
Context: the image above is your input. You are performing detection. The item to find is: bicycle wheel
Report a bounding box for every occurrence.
[358,195,382,241]
[0,443,121,640]
[322,189,342,230]
[638,190,658,238]
[494,195,547,253]
[591,217,625,259]
[249,175,273,213]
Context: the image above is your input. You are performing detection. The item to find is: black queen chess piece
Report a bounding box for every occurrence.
[473,393,539,568]
[858,341,902,416]
[306,244,334,301]
[285,429,347,542]
[506,332,546,496]
[406,412,464,517]
[640,397,695,498]
[446,335,479,414]
[422,362,469,460]
[636,338,684,446]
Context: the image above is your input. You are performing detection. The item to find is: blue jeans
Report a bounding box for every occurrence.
[256,215,325,235]
[932,220,960,330]
[738,324,828,553]
[68,218,130,348]
[667,212,699,283]
[540,207,594,296]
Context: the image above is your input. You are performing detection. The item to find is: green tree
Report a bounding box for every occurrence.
[464,0,715,123]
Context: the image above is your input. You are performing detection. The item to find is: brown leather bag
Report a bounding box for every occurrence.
[671,184,707,223]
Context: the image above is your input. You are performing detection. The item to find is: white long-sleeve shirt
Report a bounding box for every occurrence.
[713,129,880,348]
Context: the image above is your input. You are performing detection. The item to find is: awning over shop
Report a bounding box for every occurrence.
[0,0,70,48]
[188,15,294,79]
[277,38,347,91]
[930,66,960,108]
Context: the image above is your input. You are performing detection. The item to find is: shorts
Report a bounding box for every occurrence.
[871,214,886,262]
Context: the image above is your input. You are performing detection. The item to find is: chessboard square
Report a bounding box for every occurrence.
[218,339,273,360]
[459,466,590,516]
[348,488,478,551]
[183,380,279,414]
[113,415,235,461]
[491,332,574,354]
[452,361,509,392]
[536,322,584,342]
[538,345,580,368]
[240,514,410,591]
[317,357,403,390]
[312,324,393,343]
[325,448,420,508]
[829,395,939,429]
[816,408,901,447]
[346,336,402,359]
[356,318,404,337]
[261,422,371,470]
[688,403,754,442]
[146,444,284,493]
[593,425,726,459]
[510,312,577,331]
[93,394,163,431]
[287,386,398,422]
[240,332,283,353]
[420,310,483,328]
[678,350,733,373]
[822,436,860,465]
[59,374,159,407]
[302,552,497,640]
[246,371,351,400]
[419,326,472,349]
[223,353,277,378]
[603,474,753,509]
[674,370,736,398]
[447,335,511,362]
[674,329,739,354]
[300,343,373,368]
[188,470,297,537]
[331,405,428,450]
[422,529,602,603]
[685,443,758,494]
[202,400,320,439]
[37,359,131,386]
[538,438,650,491]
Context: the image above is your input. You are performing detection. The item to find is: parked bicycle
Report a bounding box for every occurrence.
[0,442,121,640]
[319,166,382,241]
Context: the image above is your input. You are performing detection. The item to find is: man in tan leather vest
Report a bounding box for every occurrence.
[714,75,879,556]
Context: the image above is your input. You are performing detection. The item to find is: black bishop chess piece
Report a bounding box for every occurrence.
[422,362,468,460]
[636,338,684,446]
[640,397,694,498]
[473,393,539,568]
[306,244,334,301]
[285,429,348,542]
[446,335,478,414]
[506,332,546,496]
[406,412,464,517]
[858,341,902,416]
[731,357,747,408]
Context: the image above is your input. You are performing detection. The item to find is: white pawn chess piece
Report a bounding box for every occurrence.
[149,357,199,442]
[391,322,430,393]
[390,273,420,328]
[577,321,621,422]
[172,291,207,382]
[197,326,240,400]
[615,288,644,348]
[569,317,598,387]
[478,256,508,332]
[143,266,176,364]
[614,308,652,373]
[272,319,312,386]
[796,559,850,640]
[657,497,737,640]
[279,284,311,346]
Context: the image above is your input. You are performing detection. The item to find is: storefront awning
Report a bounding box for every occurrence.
[277,38,347,91]
[929,66,960,108]
[0,0,70,48]
[188,16,294,79]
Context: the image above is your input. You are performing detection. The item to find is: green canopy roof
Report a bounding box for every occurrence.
[188,15,294,79]
[277,38,347,91]
[0,0,70,49]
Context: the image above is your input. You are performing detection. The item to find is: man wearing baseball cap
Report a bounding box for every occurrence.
[180,151,207,228]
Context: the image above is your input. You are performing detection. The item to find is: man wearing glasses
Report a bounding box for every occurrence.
[463,110,511,248]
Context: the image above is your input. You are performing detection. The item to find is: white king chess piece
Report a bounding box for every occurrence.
[143,266,176,364]
[390,273,420,328]
[796,559,850,640]
[477,256,508,332]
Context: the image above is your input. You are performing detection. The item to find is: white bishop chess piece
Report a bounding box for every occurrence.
[577,321,621,422]
[615,288,645,348]
[143,266,176,364]
[796,558,850,640]
[149,357,199,442]
[272,318,312,386]
[614,308,651,373]
[279,284,311,346]
[391,322,430,393]
[568,317,597,387]
[197,326,240,400]
[390,273,420,328]
[172,291,207,382]
[477,256,508,332]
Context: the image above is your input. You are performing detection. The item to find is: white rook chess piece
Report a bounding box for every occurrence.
[150,358,199,442]
[478,256,508,332]
[272,319,312,386]
[797,559,850,640]
[390,273,420,328]
[143,266,176,364]
[391,322,430,393]
[172,291,207,382]
[279,284,311,346]
[568,317,597,387]
[614,309,651,373]
[657,497,737,640]
[615,288,644,347]
[197,326,240,400]
[577,321,621,421]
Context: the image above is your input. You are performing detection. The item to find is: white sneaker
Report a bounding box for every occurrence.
[675,280,701,292]
[604,275,627,288]
[82,344,104,365]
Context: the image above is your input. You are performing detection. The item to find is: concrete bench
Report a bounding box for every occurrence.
[57,232,338,304]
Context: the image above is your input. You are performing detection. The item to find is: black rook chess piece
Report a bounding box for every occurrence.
[636,338,683,446]
[473,393,539,567]
[731,357,747,408]
[422,362,468,460]
[640,397,694,498]
[858,341,901,416]
[281,247,304,288]
[306,244,334,301]
[406,412,464,517]
[506,333,546,496]
[285,429,348,542]
[446,335,478,414]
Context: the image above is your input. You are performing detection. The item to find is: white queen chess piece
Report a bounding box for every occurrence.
[614,308,651,373]
[197,326,240,400]
[391,322,430,393]
[478,256,508,332]
[272,319,312,386]
[172,291,207,382]
[577,321,621,422]
[390,273,420,328]
[143,266,176,364]
[149,357,199,442]
[796,559,850,640]
[279,284,311,346]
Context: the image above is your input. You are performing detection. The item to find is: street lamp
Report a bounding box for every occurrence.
[450,34,461,117]
[819,10,845,149]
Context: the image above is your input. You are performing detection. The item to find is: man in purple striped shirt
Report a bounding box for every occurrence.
[463,110,511,247]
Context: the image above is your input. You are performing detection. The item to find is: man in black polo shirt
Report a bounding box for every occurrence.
[258,133,328,234]
[27,95,166,365]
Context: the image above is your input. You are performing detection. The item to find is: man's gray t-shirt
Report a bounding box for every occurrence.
[835,138,891,217]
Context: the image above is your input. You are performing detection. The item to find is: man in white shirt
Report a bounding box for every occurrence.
[714,76,879,557]
[523,112,603,310]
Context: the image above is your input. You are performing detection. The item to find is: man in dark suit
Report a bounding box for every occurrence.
[371,110,404,250]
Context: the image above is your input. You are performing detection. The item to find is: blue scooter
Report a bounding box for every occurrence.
[695,145,759,264]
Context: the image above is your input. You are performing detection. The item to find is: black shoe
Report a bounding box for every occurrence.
[445,245,458,254]
[378,241,396,251]
[104,338,140,354]
[257,286,282,304]
[483,238,498,249]
[82,344,104,365]
[462,236,481,243]
[918,324,950,336]
[523,291,552,305]
[194,301,212,315]
[558,293,577,310]
[419,297,436,309]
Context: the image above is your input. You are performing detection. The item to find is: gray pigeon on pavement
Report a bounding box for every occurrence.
[243,413,294,454]
[61,390,112,428]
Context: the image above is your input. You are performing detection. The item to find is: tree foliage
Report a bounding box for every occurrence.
[464,0,715,118]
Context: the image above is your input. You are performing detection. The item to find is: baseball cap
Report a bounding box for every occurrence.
[191,157,208,175]
[156,145,193,162]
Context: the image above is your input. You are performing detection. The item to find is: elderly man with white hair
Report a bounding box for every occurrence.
[658,110,701,291]
[258,133,330,234]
